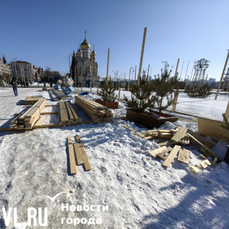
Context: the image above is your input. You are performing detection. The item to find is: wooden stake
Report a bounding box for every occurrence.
[137,27,147,87]
[128,68,131,91]
[118,87,121,101]
[174,58,180,81]
[215,50,229,100]
[172,89,179,112]
[106,49,110,86]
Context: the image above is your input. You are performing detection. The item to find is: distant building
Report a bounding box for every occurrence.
[208,78,216,83]
[0,57,12,84]
[33,66,44,82]
[11,61,34,83]
[71,33,99,87]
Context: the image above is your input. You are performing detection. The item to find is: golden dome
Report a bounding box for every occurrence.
[92,49,96,54]
[81,38,90,49]
[77,48,82,53]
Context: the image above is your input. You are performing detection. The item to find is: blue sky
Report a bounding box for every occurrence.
[1,0,229,81]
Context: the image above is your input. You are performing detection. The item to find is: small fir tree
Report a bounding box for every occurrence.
[185,83,212,98]
[124,71,154,112]
[124,65,177,114]
[151,66,178,114]
[98,78,117,102]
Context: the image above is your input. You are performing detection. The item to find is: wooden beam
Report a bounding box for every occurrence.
[215,50,229,100]
[171,127,187,142]
[148,146,167,158]
[162,145,181,168]
[73,143,83,165]
[67,137,77,174]
[75,135,91,171]
[187,133,223,162]
[34,116,46,127]
[137,27,147,87]
[178,148,190,164]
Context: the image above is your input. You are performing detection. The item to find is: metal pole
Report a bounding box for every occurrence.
[106,49,110,86]
[215,50,229,100]
[138,27,147,87]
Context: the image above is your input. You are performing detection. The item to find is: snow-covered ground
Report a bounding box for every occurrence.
[0,87,229,229]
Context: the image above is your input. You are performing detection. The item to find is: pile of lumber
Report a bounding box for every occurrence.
[10,99,46,130]
[141,126,190,145]
[75,96,113,123]
[21,96,44,105]
[58,101,82,125]
[67,135,91,174]
[148,144,217,173]
[122,123,224,173]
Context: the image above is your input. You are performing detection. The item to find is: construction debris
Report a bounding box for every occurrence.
[190,159,212,174]
[75,96,113,123]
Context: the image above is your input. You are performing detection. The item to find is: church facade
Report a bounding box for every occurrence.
[71,34,99,87]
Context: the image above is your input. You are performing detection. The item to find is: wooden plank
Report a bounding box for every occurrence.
[171,127,187,142]
[162,145,181,168]
[148,146,167,158]
[34,116,46,127]
[199,141,213,154]
[67,137,77,174]
[178,148,190,164]
[45,104,57,107]
[40,112,58,115]
[73,143,83,165]
[10,107,29,124]
[187,133,223,162]
[33,123,63,129]
[190,159,211,174]
[198,117,229,143]
[157,147,172,160]
[75,135,91,171]
[158,140,175,147]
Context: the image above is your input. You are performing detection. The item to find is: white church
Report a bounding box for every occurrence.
[71,33,99,87]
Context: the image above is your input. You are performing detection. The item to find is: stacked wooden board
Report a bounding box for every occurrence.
[67,135,91,175]
[21,96,44,105]
[75,96,113,123]
[58,101,82,125]
[10,99,46,130]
